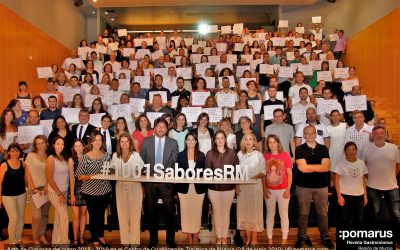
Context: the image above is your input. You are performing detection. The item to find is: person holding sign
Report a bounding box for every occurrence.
[215,77,238,118]
[344,111,373,156]
[261,86,285,133]
[295,107,330,147]
[189,77,209,107]
[288,72,313,108]
[290,88,316,126]
[111,133,145,245]
[16,81,31,100]
[176,132,206,245]
[255,53,274,95]
[7,99,28,126]
[144,94,173,118]
[218,118,237,150]
[343,86,374,126]
[294,126,335,249]
[263,135,292,243]
[236,133,266,246]
[205,131,239,245]
[145,75,172,107]
[140,118,179,248]
[171,77,191,101]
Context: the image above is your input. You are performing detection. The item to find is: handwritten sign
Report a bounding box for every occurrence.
[135,49,151,59]
[278,20,289,28]
[118,29,127,37]
[312,16,322,24]
[58,86,80,103]
[149,91,168,104]
[217,93,236,107]
[130,98,145,113]
[334,67,349,79]
[317,99,340,115]
[195,63,210,76]
[342,79,359,92]
[171,96,179,109]
[18,99,32,112]
[236,65,251,78]
[205,77,216,89]
[133,76,150,89]
[104,91,123,105]
[226,55,238,64]
[310,60,323,71]
[291,109,307,124]
[202,108,223,123]
[259,64,274,75]
[37,67,53,79]
[278,66,294,78]
[297,64,313,76]
[84,94,100,108]
[181,107,203,123]
[263,105,284,120]
[17,125,44,144]
[317,71,333,82]
[234,43,244,52]
[233,23,243,34]
[295,27,305,34]
[218,76,235,88]
[233,109,253,124]
[146,112,164,127]
[40,120,53,137]
[221,25,231,34]
[110,104,131,120]
[89,113,106,128]
[176,67,193,80]
[248,100,262,114]
[191,92,210,106]
[216,43,227,52]
[345,95,367,112]
[62,108,81,124]
[208,55,220,65]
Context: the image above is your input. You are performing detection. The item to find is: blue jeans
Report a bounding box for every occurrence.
[367,187,400,240]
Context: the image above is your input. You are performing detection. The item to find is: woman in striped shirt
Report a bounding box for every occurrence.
[75,130,111,247]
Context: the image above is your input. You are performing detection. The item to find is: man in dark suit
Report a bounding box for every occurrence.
[71,108,96,145]
[99,114,117,155]
[140,117,179,248]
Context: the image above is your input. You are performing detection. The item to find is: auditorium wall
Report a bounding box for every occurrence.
[1,0,86,49]
[345,7,400,116]
[0,3,71,108]
[282,0,400,37]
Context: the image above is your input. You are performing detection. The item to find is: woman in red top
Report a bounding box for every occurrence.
[263,134,292,243]
[189,77,209,107]
[131,114,153,152]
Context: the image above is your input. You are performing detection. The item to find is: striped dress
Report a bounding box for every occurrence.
[75,153,112,196]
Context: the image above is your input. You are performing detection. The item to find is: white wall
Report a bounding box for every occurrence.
[1,0,87,49]
[282,0,400,37]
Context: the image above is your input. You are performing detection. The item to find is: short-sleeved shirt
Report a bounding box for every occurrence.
[295,143,330,188]
[360,142,400,190]
[264,123,294,154]
[264,152,292,190]
[288,84,313,105]
[333,158,368,196]
[261,99,285,128]
[255,64,271,87]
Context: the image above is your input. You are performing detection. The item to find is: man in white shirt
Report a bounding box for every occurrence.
[360,126,400,246]
[295,107,330,147]
[62,49,85,72]
[291,87,316,127]
[104,51,122,72]
[288,72,313,108]
[345,110,373,157]
[215,77,238,118]
[71,109,96,144]
[317,86,344,126]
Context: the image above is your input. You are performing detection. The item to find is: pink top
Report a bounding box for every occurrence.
[263,152,292,190]
[132,129,153,152]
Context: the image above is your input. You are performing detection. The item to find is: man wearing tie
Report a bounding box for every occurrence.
[99,114,117,155]
[140,118,179,248]
[71,108,96,144]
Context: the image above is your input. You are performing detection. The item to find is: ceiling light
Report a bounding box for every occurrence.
[111,18,115,21]
[198,23,208,35]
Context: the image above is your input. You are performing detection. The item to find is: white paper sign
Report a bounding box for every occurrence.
[84,94,100,107]
[345,95,367,112]
[184,38,193,46]
[263,105,285,120]
[118,79,131,91]
[156,36,166,45]
[297,64,314,76]
[295,27,305,34]
[310,60,323,71]
[221,26,231,34]
[40,120,53,137]
[118,29,127,37]
[233,109,253,124]
[129,98,146,113]
[334,67,349,79]
[62,108,81,124]
[342,79,359,92]
[153,68,169,78]
[226,55,238,64]
[248,100,262,114]
[240,55,253,64]
[110,104,131,120]
[171,96,179,109]
[146,112,164,127]
[259,64,274,75]
[151,50,164,61]
[330,34,339,42]
[195,63,210,75]
[176,67,193,80]
[89,113,106,128]
[181,107,203,123]
[135,49,151,59]
[108,43,119,51]
[205,77,216,89]
[236,65,251,77]
[317,71,333,82]
[104,91,123,105]
[240,78,256,90]
[208,25,218,33]
[278,20,289,28]
[312,16,322,24]
[37,67,53,79]
[191,92,210,106]
[18,99,32,112]
[278,66,294,78]
[264,91,284,102]
[217,93,236,107]
[202,108,223,123]
[233,23,244,34]
[216,43,227,52]
[234,43,244,52]
[58,86,80,103]
[163,78,177,92]
[133,76,151,89]
[291,109,307,124]
[17,125,44,144]
[250,59,263,72]
[208,55,220,65]
[78,47,90,60]
[39,93,54,107]
[286,51,295,61]
[122,48,135,57]
[317,99,339,115]
[149,91,168,104]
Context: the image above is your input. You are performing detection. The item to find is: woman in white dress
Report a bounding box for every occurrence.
[176,132,206,244]
[111,132,144,245]
[326,110,347,185]
[236,133,266,246]
[218,118,236,150]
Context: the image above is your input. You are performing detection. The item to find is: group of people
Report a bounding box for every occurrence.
[0,20,399,248]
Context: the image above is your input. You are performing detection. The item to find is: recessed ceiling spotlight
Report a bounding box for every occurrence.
[111,18,115,21]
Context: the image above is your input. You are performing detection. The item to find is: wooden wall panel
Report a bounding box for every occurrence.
[0,4,70,109]
[345,7,400,116]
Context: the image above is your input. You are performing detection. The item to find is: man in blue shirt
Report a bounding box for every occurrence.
[39,95,61,120]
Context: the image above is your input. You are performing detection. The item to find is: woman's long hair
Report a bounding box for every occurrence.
[184,131,202,161]
[0,108,16,139]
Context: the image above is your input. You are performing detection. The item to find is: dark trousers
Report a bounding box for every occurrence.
[334,51,343,60]
[144,183,176,244]
[341,194,364,226]
[83,193,111,240]
[367,187,400,241]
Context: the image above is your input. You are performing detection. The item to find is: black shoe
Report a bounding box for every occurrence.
[294,238,305,248]
[167,241,177,248]
[148,241,158,248]
[99,240,110,248]
[321,239,335,249]
[305,236,313,247]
